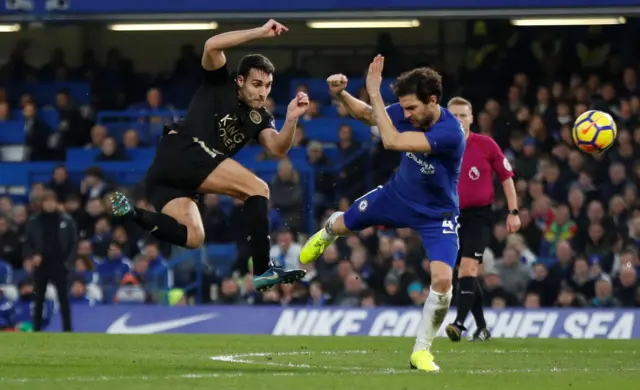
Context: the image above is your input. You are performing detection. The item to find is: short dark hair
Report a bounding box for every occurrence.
[392,67,442,104]
[237,54,275,79]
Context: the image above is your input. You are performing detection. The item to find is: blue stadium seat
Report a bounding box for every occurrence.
[66,147,156,165]
[205,244,239,278]
[298,118,372,143]
[6,83,91,105]
[0,121,25,144]
[290,78,397,105]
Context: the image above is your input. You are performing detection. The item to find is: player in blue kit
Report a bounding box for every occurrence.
[300,55,465,372]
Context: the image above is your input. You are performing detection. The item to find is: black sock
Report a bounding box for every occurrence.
[471,278,487,329]
[243,196,271,275]
[455,276,477,326]
[133,207,188,247]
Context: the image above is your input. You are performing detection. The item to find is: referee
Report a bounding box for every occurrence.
[445,97,521,342]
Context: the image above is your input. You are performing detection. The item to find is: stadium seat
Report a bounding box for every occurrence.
[299,118,372,143]
[6,82,91,106]
[290,78,397,104]
[0,121,25,144]
[205,244,238,278]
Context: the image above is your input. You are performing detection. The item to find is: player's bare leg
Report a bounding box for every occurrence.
[447,257,491,342]
[196,158,306,291]
[300,211,351,264]
[411,260,453,372]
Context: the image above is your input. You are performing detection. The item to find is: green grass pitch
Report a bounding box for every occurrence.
[0,334,638,390]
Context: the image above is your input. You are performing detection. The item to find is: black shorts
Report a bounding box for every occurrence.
[145,133,226,212]
[458,205,493,263]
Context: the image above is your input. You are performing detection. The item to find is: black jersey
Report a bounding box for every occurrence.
[177,65,275,157]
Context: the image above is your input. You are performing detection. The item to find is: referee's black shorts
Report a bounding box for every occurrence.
[458,205,493,264]
[145,132,227,212]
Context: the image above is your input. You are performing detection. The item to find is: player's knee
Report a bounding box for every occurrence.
[430,262,453,293]
[245,178,270,199]
[459,258,478,277]
[185,225,205,249]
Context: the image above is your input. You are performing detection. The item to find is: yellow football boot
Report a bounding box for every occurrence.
[299,228,337,264]
[410,349,440,372]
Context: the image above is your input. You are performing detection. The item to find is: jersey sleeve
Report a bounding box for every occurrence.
[254,110,277,142]
[487,137,514,181]
[425,120,464,155]
[203,64,231,86]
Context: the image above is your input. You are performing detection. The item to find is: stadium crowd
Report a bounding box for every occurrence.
[1,22,640,330]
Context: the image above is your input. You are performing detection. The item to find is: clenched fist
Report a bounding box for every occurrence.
[327,74,348,96]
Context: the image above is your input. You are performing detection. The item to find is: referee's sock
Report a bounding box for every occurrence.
[133,208,188,247]
[244,195,271,276]
[470,278,487,329]
[454,276,477,326]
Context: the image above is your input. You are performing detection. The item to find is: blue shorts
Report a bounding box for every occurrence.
[343,185,459,268]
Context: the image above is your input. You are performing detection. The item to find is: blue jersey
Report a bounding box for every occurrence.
[385,104,465,218]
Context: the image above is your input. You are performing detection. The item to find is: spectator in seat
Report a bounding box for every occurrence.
[68,278,93,305]
[97,241,132,283]
[523,292,542,308]
[202,194,229,243]
[541,205,577,258]
[49,165,76,203]
[307,141,335,207]
[334,272,365,307]
[217,278,241,304]
[71,256,95,285]
[292,123,308,147]
[270,229,302,270]
[555,285,586,307]
[337,124,360,160]
[96,136,129,162]
[526,262,558,307]
[10,205,28,239]
[85,125,107,149]
[122,129,141,149]
[548,240,575,284]
[56,89,87,148]
[496,247,529,302]
[0,215,22,269]
[24,102,56,161]
[92,216,112,257]
[270,159,303,234]
[591,277,621,307]
[569,257,596,300]
[614,266,638,307]
[80,167,111,202]
[301,99,320,120]
[307,280,328,307]
[12,279,54,331]
[142,241,168,289]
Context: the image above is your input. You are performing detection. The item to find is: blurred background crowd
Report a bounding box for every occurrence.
[1,19,640,330]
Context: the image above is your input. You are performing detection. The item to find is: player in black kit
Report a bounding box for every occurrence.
[111,20,309,291]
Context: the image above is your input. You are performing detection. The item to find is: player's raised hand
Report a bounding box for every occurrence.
[286,92,310,120]
[506,214,521,233]
[366,54,384,97]
[327,74,348,96]
[260,19,288,38]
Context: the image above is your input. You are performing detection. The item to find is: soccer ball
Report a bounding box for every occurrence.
[572,110,617,154]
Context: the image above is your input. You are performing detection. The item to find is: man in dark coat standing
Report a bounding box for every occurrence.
[23,190,77,331]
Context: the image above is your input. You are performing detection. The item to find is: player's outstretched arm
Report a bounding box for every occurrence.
[366,55,433,153]
[258,92,310,157]
[327,74,376,126]
[202,19,288,71]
